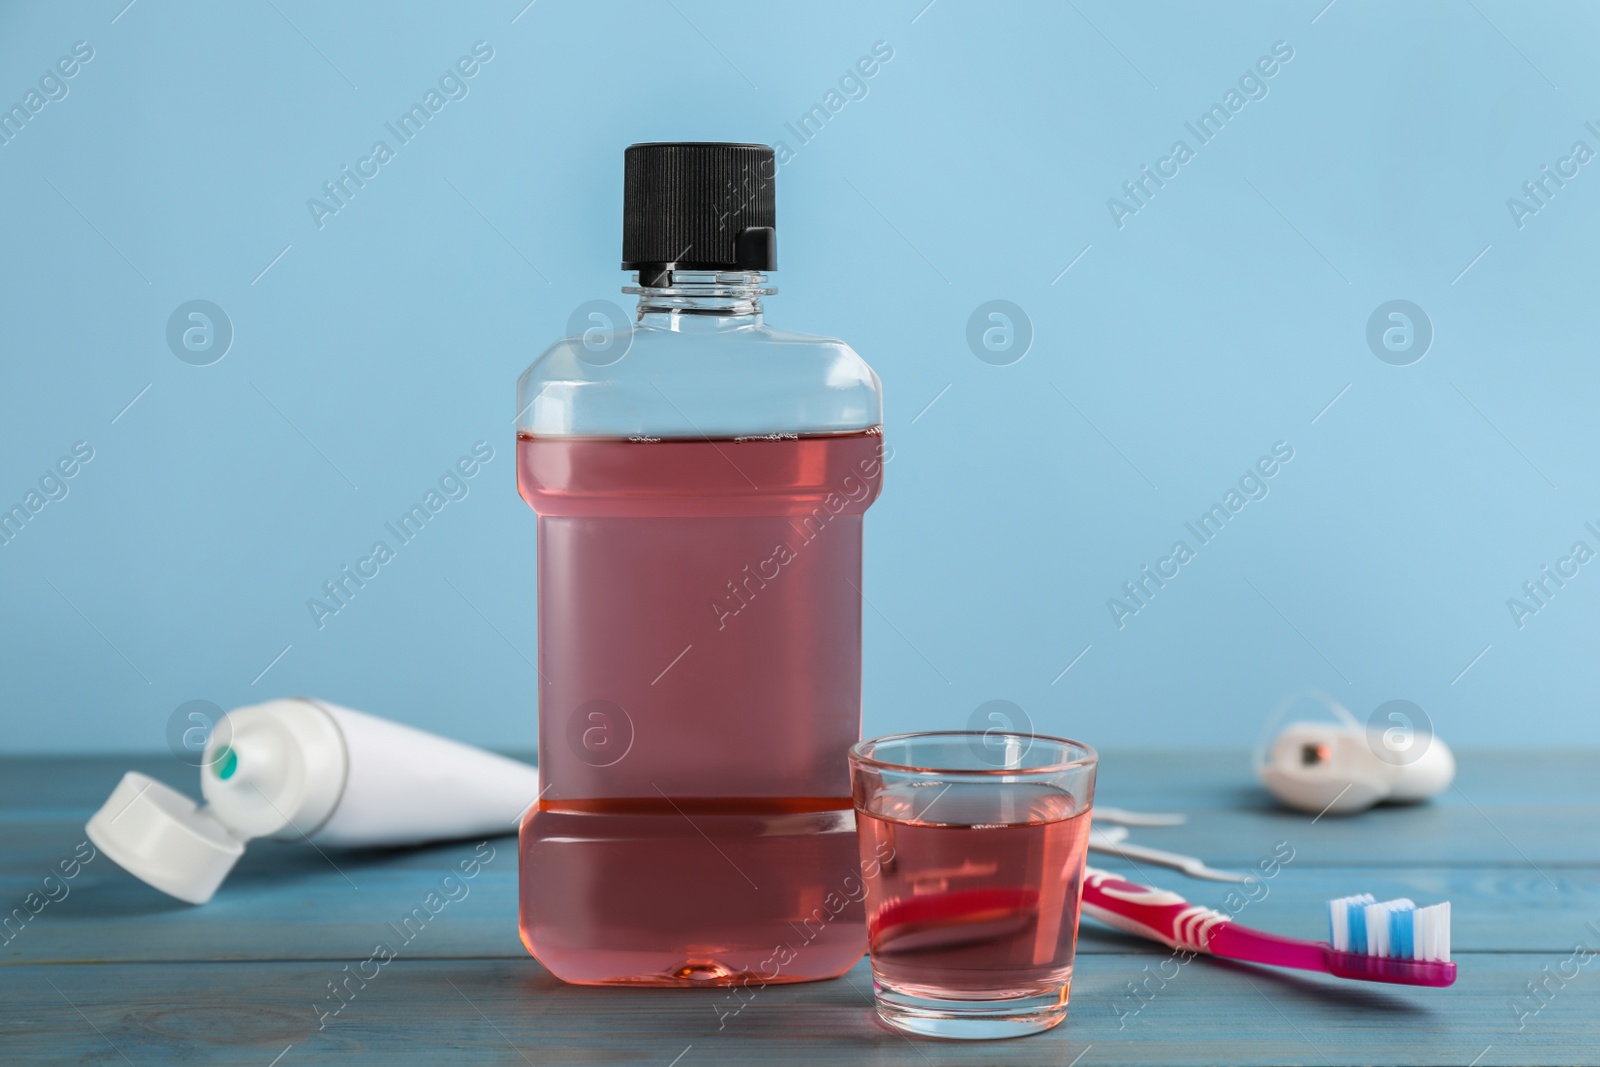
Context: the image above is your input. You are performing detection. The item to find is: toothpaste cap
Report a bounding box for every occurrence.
[85,699,349,904]
[86,771,245,905]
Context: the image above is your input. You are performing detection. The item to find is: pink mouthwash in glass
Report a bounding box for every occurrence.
[850,733,1098,1039]
[859,784,1091,993]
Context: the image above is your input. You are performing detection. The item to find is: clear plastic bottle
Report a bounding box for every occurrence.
[516,143,885,986]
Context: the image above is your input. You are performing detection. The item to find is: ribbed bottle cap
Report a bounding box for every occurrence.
[622,142,776,283]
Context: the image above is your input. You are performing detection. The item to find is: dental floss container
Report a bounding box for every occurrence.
[1254,692,1455,816]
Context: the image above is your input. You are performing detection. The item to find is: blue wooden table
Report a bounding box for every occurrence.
[3,750,1596,1065]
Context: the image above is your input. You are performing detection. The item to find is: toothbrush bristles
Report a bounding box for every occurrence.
[1414,902,1450,963]
[1329,894,1450,963]
[1328,893,1374,953]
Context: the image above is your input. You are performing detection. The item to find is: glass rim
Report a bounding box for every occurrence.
[848,730,1098,776]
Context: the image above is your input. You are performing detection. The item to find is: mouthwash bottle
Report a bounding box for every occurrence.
[516,143,885,986]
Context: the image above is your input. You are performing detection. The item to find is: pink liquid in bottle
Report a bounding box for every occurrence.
[518,430,885,985]
[858,784,1092,1000]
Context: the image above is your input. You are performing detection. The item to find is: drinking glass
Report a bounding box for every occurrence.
[848,731,1098,1039]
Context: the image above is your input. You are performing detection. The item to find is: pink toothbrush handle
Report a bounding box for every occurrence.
[1081,867,1456,988]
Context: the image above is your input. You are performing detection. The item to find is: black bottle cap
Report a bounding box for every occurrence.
[622,142,776,284]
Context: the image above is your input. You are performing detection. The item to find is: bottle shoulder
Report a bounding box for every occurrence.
[517,321,882,438]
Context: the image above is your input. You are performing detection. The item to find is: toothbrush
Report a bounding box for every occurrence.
[1080,867,1455,987]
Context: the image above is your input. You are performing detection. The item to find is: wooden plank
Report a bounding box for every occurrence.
[0,837,520,965]
[0,754,199,812]
[0,816,524,877]
[3,860,1596,965]
[5,755,1595,878]
[1082,802,1600,870]
[5,748,1591,813]
[12,803,1587,877]
[1088,748,1599,810]
[1,953,1593,1067]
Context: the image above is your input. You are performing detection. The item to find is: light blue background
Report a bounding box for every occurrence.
[2,0,1596,754]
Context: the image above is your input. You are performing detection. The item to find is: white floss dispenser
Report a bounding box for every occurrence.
[1254,692,1455,816]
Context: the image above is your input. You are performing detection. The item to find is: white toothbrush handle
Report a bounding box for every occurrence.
[1087,838,1252,883]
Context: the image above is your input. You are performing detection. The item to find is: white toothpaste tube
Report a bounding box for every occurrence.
[86,698,540,904]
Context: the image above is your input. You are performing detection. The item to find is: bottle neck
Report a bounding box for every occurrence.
[625,270,775,328]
